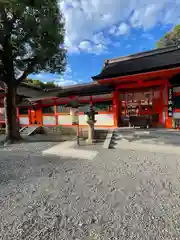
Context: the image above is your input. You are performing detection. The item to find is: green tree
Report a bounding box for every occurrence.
[0,0,66,143]
[156,25,180,48]
[42,81,57,89]
[26,78,58,89]
[26,79,42,86]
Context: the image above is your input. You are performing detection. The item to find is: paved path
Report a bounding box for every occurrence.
[42,141,99,160]
[0,142,180,239]
[111,129,180,154]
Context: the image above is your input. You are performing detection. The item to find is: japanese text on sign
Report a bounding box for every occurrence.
[168,88,173,117]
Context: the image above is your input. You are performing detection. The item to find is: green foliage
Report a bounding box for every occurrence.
[43,81,58,89]
[26,78,58,89]
[26,79,41,86]
[0,0,66,85]
[156,24,180,48]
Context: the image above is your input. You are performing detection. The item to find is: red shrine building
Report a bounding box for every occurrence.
[1,45,180,129]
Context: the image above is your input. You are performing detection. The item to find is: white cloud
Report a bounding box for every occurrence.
[65,64,72,74]
[76,32,110,54]
[56,79,77,86]
[130,4,162,29]
[28,64,78,86]
[109,23,130,36]
[109,26,116,35]
[79,41,92,51]
[92,32,111,45]
[118,23,130,35]
[59,0,133,53]
[95,43,107,54]
[79,40,108,54]
[59,0,180,53]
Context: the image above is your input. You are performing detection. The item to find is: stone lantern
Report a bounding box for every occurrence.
[85,106,98,144]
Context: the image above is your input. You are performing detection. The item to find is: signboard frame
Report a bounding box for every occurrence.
[168,87,173,117]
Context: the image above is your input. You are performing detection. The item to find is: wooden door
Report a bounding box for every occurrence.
[35,108,42,125]
[30,108,42,125]
[152,88,163,127]
[30,109,37,124]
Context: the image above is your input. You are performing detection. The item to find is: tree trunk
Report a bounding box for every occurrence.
[4,84,22,144]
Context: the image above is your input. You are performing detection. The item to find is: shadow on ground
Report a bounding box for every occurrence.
[0,149,81,185]
[112,128,180,148]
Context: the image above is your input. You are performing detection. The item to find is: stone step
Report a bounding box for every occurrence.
[20,126,41,136]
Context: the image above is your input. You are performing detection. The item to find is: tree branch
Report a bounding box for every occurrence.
[15,57,37,86]
[21,57,36,63]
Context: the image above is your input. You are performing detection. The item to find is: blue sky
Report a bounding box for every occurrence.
[29,0,180,86]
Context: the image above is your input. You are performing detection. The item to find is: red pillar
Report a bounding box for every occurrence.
[113,91,119,127]
[159,86,164,126]
[16,107,20,125]
[54,99,58,126]
[90,95,93,107]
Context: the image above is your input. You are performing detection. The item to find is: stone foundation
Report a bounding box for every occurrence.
[42,126,108,141]
[43,126,88,138]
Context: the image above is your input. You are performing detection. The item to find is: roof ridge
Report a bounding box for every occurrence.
[105,45,180,65]
[21,81,43,91]
[46,81,97,92]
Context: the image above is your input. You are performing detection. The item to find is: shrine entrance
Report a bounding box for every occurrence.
[29,107,42,125]
[118,87,164,128]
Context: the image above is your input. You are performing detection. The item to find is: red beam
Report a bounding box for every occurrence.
[98,66,180,85]
[116,79,169,90]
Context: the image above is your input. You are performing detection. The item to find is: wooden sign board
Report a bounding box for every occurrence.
[168,88,173,117]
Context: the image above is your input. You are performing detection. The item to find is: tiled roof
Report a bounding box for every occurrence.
[92,45,180,80]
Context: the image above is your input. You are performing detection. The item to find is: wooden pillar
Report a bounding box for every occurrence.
[159,86,164,126]
[113,91,119,127]
[54,99,58,126]
[124,92,127,116]
[16,107,20,125]
[90,95,93,107]
[38,100,43,125]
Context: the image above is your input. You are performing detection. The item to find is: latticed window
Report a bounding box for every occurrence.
[19,108,28,115]
[174,96,180,109]
[79,103,90,112]
[93,101,113,112]
[56,105,70,113]
[42,106,55,114]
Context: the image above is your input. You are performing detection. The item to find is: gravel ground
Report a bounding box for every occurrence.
[0,134,76,154]
[0,144,180,239]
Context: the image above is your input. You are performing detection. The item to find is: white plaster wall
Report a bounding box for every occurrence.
[57,114,114,126]
[43,116,56,125]
[95,114,114,126]
[58,115,72,125]
[173,112,180,119]
[19,117,29,124]
[79,115,88,125]
[0,107,5,120]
